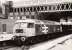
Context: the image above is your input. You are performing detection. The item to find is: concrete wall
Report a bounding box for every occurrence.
[0,17,17,34]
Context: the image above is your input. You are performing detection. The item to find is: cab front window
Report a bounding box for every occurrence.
[27,23,34,28]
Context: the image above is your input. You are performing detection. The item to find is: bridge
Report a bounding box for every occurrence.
[10,2,72,12]
[7,2,72,21]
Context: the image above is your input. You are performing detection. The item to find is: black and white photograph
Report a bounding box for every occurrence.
[0,0,72,50]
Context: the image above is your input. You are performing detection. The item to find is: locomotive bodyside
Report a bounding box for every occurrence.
[13,19,61,37]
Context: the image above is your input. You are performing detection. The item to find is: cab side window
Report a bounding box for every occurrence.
[27,23,34,28]
[16,29,23,33]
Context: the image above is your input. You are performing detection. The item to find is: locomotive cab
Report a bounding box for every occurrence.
[13,19,36,37]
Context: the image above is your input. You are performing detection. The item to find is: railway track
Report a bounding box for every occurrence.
[29,34,72,50]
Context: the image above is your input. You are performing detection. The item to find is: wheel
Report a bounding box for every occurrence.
[14,40,22,46]
[21,37,26,42]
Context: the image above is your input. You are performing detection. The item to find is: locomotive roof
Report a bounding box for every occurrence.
[15,19,61,25]
[15,19,35,23]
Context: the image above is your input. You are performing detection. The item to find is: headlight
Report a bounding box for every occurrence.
[21,37,26,41]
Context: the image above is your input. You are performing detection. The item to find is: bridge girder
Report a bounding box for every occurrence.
[10,2,72,13]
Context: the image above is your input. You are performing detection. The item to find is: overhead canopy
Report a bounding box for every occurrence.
[37,11,72,21]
